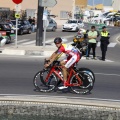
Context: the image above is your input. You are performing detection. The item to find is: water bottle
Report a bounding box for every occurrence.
[58,71,63,78]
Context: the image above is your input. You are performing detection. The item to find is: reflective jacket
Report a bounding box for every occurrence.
[100,31,110,43]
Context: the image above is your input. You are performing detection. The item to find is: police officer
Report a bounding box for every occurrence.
[100,26,110,61]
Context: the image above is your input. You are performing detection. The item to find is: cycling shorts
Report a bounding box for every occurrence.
[63,54,80,68]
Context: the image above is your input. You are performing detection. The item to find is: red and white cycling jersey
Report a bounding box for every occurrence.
[57,44,81,68]
[57,44,80,56]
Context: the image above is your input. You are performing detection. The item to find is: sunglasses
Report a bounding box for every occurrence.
[55,42,61,44]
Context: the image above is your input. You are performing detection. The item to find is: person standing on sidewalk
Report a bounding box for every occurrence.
[31,17,36,32]
[28,16,32,24]
[86,26,97,60]
[100,26,110,61]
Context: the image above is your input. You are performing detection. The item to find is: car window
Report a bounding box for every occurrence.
[67,20,77,23]
[11,21,16,25]
[52,20,56,24]
[0,25,4,30]
[78,21,82,23]
[18,21,22,24]
[27,21,30,24]
[4,24,11,29]
[23,21,27,25]
[49,20,53,24]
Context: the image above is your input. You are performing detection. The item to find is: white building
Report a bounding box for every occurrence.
[112,0,120,11]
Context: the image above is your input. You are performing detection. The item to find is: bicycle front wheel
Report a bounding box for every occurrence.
[70,72,94,94]
[33,70,57,92]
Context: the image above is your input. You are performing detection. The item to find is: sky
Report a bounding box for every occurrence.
[88,0,112,6]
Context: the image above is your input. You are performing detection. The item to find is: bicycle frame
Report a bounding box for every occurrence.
[45,64,83,87]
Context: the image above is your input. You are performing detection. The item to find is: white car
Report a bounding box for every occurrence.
[62,19,84,32]
[92,12,116,23]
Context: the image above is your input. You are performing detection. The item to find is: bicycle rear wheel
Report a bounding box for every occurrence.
[33,70,57,92]
[70,72,94,94]
[78,68,95,83]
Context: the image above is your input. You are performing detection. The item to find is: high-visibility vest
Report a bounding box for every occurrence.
[101,31,109,37]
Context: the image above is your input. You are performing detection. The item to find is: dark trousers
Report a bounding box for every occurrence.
[100,42,108,60]
[87,43,96,57]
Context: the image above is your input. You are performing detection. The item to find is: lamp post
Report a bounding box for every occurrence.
[36,0,44,46]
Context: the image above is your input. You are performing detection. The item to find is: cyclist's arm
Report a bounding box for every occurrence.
[47,52,61,66]
[46,50,58,60]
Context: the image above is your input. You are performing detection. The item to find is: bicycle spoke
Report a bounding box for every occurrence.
[33,70,57,92]
[70,72,94,94]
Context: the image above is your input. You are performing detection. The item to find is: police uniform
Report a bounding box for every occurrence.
[100,26,110,61]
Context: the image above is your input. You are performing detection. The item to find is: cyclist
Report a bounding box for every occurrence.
[44,37,81,89]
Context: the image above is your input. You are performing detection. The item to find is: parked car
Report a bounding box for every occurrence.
[11,20,32,35]
[36,18,57,32]
[92,12,117,23]
[46,18,57,31]
[62,19,84,32]
[0,23,15,44]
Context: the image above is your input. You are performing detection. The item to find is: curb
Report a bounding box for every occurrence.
[0,46,56,56]
[0,95,120,119]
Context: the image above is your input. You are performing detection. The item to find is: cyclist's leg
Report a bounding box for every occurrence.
[58,55,78,89]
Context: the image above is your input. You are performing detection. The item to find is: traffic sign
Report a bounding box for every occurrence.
[15,13,20,18]
[39,0,57,7]
[15,4,21,11]
[12,0,23,4]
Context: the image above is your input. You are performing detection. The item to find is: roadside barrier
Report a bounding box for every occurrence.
[87,23,106,32]
[0,98,120,120]
[83,18,120,27]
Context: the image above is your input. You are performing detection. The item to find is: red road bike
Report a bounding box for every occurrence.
[33,60,95,94]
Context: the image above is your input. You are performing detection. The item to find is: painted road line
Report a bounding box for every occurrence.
[97,42,117,47]
[11,39,31,44]
[46,35,73,43]
[81,56,114,62]
[22,40,35,45]
[20,35,74,45]
[95,73,120,77]
[108,43,117,47]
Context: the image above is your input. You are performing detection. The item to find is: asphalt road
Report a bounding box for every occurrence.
[0,55,120,100]
[0,25,120,101]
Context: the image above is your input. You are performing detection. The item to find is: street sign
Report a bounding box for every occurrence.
[43,9,48,20]
[12,0,23,4]
[15,4,21,11]
[15,13,20,18]
[39,0,57,7]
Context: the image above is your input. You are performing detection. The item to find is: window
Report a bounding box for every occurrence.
[78,20,82,23]
[49,20,53,24]
[67,20,77,23]
[60,11,68,19]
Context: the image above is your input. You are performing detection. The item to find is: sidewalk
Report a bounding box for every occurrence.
[0,45,57,56]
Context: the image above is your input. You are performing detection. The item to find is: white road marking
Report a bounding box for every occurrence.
[16,35,74,45]
[22,40,35,45]
[97,42,117,47]
[11,39,31,44]
[46,35,73,43]
[95,73,120,77]
[81,56,114,62]
[108,43,117,47]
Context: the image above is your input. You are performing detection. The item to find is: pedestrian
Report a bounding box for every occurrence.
[28,16,32,24]
[100,26,110,61]
[86,26,97,60]
[31,17,35,32]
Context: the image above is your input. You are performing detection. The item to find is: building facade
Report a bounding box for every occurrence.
[0,0,87,25]
[112,0,120,11]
